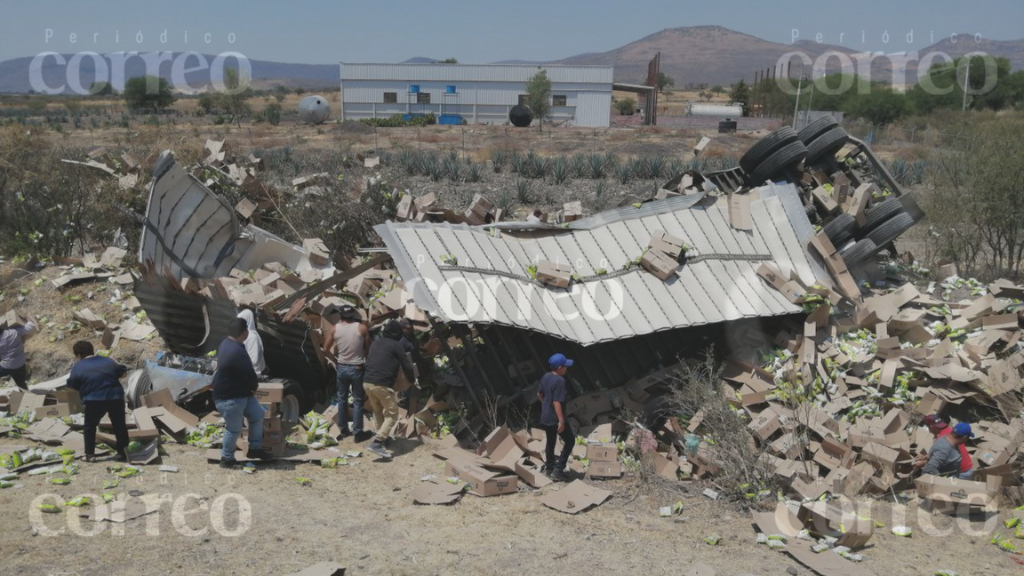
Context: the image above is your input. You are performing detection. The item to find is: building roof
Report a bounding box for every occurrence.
[376,183,826,346]
[340,63,614,84]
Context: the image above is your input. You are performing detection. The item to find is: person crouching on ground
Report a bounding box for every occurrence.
[363,320,415,460]
[213,318,273,467]
[917,422,975,479]
[922,414,974,479]
[68,341,130,463]
[538,353,575,482]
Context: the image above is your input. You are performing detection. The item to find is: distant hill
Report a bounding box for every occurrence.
[0,53,339,94]
[0,28,1020,93]
[553,25,1024,86]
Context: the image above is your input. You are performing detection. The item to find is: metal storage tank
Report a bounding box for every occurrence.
[687,103,743,117]
[298,95,332,124]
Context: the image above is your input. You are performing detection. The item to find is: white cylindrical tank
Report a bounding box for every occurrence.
[298,95,332,124]
[687,103,743,117]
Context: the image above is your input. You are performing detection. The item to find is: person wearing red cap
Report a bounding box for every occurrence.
[917,421,975,478]
[922,415,973,479]
[538,353,575,482]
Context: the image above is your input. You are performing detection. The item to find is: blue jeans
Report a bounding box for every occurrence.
[216,396,264,461]
[959,469,974,480]
[335,364,365,434]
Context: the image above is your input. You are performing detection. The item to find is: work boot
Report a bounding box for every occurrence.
[551,468,570,483]
[114,452,128,463]
[219,457,239,469]
[353,431,373,443]
[246,447,274,461]
[367,441,393,459]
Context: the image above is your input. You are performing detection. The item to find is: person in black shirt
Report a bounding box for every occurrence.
[538,353,575,482]
[67,341,130,462]
[363,320,415,459]
[213,318,272,467]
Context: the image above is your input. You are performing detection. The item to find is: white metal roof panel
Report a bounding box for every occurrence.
[377,184,827,346]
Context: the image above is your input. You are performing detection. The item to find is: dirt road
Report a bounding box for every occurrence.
[1,435,1019,576]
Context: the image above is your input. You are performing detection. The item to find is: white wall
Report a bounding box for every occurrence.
[339,78,611,127]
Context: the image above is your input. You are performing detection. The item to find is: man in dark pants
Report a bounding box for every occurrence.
[213,318,273,467]
[67,341,130,462]
[0,314,38,389]
[538,353,575,482]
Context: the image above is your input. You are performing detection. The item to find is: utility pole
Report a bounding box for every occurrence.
[792,74,803,129]
[961,56,971,112]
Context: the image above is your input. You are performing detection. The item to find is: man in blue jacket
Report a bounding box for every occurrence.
[213,318,273,467]
[67,340,130,462]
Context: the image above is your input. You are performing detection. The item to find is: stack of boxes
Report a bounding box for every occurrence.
[640,229,686,281]
[252,382,286,457]
[585,441,623,479]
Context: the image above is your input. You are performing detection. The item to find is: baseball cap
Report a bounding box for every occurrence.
[548,353,573,369]
[923,414,947,429]
[953,422,975,438]
[338,304,361,321]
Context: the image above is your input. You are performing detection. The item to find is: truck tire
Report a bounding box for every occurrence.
[823,213,856,247]
[866,213,915,248]
[840,238,878,265]
[739,126,799,174]
[268,378,306,425]
[798,115,839,144]
[749,140,808,185]
[862,199,904,233]
[805,127,850,164]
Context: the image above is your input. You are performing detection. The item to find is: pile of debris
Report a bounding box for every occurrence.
[396,191,504,225]
[1,247,157,352]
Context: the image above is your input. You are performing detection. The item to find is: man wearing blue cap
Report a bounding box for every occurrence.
[538,353,574,481]
[919,422,975,479]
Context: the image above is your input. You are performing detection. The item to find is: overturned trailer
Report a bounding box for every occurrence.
[376,183,833,399]
[129,152,383,420]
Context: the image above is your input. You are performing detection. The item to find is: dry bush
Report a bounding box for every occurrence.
[664,350,779,502]
[0,127,137,257]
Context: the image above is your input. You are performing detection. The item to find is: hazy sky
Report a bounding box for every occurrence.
[1,0,1021,63]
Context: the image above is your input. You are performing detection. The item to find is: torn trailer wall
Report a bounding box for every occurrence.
[377,183,829,347]
[138,151,335,282]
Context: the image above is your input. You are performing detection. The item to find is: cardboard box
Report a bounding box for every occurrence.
[587,460,624,479]
[640,249,678,281]
[649,230,686,259]
[585,442,617,462]
[255,382,285,404]
[263,415,283,433]
[540,480,611,514]
[303,238,330,266]
[563,201,583,222]
[52,389,83,414]
[446,461,518,497]
[798,501,873,549]
[535,260,572,289]
[846,183,877,225]
[915,474,999,510]
[728,192,752,230]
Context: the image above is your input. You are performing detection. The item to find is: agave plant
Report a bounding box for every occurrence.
[468,161,483,183]
[491,150,506,173]
[613,162,634,184]
[515,178,534,204]
[588,154,607,179]
[570,154,588,179]
[550,156,570,185]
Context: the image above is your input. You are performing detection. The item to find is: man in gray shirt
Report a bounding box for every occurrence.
[919,422,974,477]
[0,315,38,389]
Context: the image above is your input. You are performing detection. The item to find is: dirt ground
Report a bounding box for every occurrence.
[0,435,1020,576]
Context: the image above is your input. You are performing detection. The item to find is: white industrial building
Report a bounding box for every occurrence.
[338,63,614,128]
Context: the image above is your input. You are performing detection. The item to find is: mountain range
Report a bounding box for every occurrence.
[0,25,1020,93]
